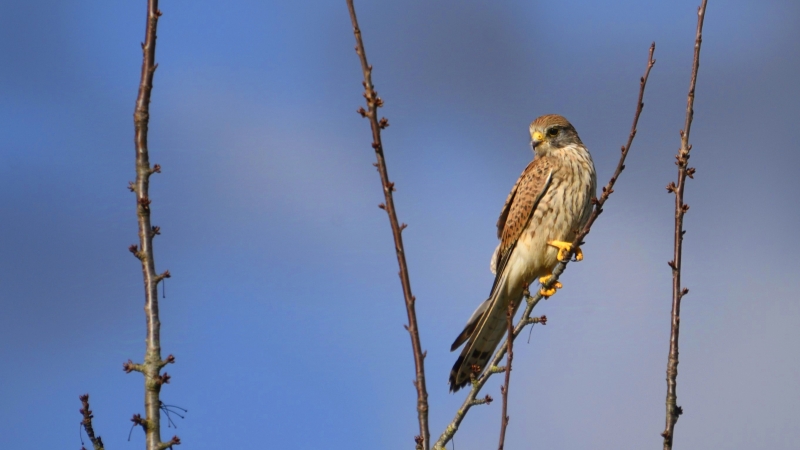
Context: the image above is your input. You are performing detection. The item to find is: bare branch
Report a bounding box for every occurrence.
[345,1,430,448]
[497,301,514,450]
[129,2,180,449]
[433,42,656,450]
[79,394,105,450]
[470,394,494,406]
[662,2,707,448]
[124,359,145,374]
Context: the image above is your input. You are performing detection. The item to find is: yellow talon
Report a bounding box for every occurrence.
[547,240,583,262]
[538,275,562,297]
[539,286,557,297]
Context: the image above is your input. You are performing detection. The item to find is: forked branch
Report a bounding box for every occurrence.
[345,1,430,448]
[433,43,657,450]
[662,2,707,448]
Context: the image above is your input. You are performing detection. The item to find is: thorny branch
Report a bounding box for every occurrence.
[346,1,430,448]
[433,43,657,450]
[497,301,514,450]
[126,1,179,449]
[662,2,707,448]
[80,394,105,450]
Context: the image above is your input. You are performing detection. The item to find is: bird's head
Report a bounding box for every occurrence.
[529,114,583,156]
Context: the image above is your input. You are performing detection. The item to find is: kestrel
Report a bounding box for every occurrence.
[449,114,597,392]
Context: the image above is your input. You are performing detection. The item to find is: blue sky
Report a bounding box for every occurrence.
[1,1,798,449]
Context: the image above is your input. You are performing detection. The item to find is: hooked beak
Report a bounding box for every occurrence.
[531,131,544,149]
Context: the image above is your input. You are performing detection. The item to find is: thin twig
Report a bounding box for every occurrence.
[433,43,656,450]
[497,301,514,450]
[126,2,179,450]
[79,394,105,450]
[345,1,430,449]
[662,2,707,448]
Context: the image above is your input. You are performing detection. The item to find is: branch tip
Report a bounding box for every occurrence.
[469,394,494,406]
[157,372,171,385]
[131,413,147,429]
[128,245,143,260]
[156,270,171,282]
[155,435,181,450]
[79,394,105,450]
[123,359,143,373]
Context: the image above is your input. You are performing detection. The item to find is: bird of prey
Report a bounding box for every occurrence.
[449,114,597,392]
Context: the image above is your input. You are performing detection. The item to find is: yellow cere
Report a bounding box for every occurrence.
[532,131,544,141]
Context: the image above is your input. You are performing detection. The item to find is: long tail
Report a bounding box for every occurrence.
[449,270,523,392]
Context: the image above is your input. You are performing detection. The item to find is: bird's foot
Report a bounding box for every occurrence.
[547,240,583,262]
[538,275,562,297]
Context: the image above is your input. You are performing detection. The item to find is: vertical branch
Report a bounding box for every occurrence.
[662,2,707,448]
[79,394,105,450]
[433,43,655,450]
[345,1,430,448]
[497,301,514,450]
[126,1,179,449]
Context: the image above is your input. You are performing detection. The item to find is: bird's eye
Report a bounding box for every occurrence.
[547,127,558,137]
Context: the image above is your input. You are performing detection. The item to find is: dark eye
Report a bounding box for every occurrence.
[547,127,558,137]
